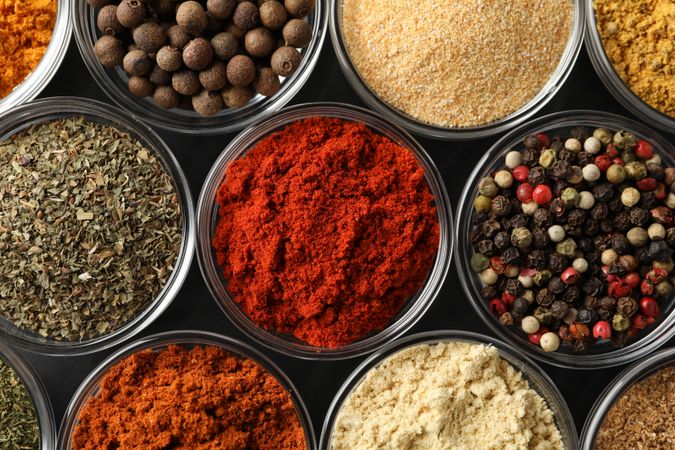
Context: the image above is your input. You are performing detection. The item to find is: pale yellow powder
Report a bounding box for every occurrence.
[331,341,564,450]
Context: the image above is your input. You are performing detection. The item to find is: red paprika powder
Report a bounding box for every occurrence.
[212,117,439,348]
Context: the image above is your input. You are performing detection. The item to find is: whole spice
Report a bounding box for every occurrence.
[72,345,306,449]
[0,118,182,341]
[212,117,439,348]
[0,358,39,449]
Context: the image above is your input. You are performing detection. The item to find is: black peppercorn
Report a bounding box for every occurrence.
[600,219,614,233]
[527,249,548,269]
[607,196,623,213]
[502,247,521,265]
[512,297,530,315]
[600,296,617,310]
[566,225,584,238]
[577,308,597,325]
[551,160,571,179]
[491,196,511,216]
[616,297,638,316]
[666,227,675,246]
[532,228,548,249]
[548,253,567,274]
[608,262,626,275]
[639,192,658,210]
[477,240,496,256]
[553,180,572,197]
[649,241,673,261]
[567,209,586,227]
[521,148,539,167]
[613,211,632,231]
[524,135,541,149]
[584,220,600,237]
[570,126,589,141]
[550,300,569,320]
[510,214,529,229]
[611,234,631,255]
[493,231,510,250]
[577,237,593,253]
[594,234,612,251]
[536,289,555,307]
[577,152,594,167]
[481,219,500,239]
[469,228,483,245]
[590,202,609,220]
[528,166,546,186]
[582,277,603,296]
[472,212,488,225]
[593,183,615,202]
[504,279,522,296]
[557,147,577,164]
[628,207,650,226]
[482,285,498,300]
[549,198,566,221]
[597,307,612,320]
[533,209,552,228]
[562,286,581,303]
[635,247,653,265]
[547,277,565,294]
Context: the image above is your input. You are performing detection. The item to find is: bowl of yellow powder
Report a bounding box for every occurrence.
[0,0,71,116]
[586,0,675,134]
[330,0,584,140]
[320,330,578,449]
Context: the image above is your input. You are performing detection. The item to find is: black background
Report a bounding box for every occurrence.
[22,35,675,443]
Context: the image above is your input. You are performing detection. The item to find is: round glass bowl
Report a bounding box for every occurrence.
[581,346,675,448]
[0,97,195,355]
[585,1,675,133]
[197,102,453,359]
[320,330,578,449]
[0,0,71,116]
[455,110,675,369]
[329,0,584,140]
[73,1,327,135]
[0,339,56,449]
[57,330,316,450]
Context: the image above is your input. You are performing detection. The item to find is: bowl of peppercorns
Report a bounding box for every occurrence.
[456,110,675,369]
[74,0,326,134]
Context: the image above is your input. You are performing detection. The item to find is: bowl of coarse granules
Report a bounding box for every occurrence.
[581,347,675,449]
[196,102,452,359]
[57,330,316,450]
[320,330,578,449]
[585,0,675,134]
[0,97,195,355]
[330,0,584,140]
[456,110,675,369]
[0,338,56,449]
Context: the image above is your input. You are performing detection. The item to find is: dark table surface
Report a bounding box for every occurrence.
[25,35,675,443]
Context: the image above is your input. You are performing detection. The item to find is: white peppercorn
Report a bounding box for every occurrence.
[582,164,601,182]
[584,136,602,154]
[601,249,619,265]
[518,274,533,288]
[480,268,498,285]
[494,170,513,189]
[505,265,520,278]
[647,154,662,166]
[505,150,522,169]
[521,201,538,215]
[593,127,612,145]
[648,223,666,241]
[521,315,540,334]
[627,227,649,247]
[521,290,535,304]
[666,192,675,209]
[565,138,582,152]
[621,187,641,207]
[578,191,595,210]
[540,332,560,352]
[548,225,565,243]
[573,257,589,273]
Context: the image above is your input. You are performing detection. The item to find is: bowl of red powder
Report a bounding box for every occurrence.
[197,103,453,359]
[58,330,315,450]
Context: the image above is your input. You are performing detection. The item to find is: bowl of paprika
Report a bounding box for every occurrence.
[197,102,453,359]
[456,110,675,369]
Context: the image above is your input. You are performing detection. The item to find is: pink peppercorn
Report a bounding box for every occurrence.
[561,267,580,285]
[636,177,657,191]
[536,133,550,148]
[593,321,612,340]
[512,165,529,182]
[624,272,641,289]
[489,299,506,316]
[532,184,553,205]
[634,140,653,159]
[639,297,660,318]
[606,143,618,158]
[641,279,655,295]
[516,183,534,202]
[595,155,612,172]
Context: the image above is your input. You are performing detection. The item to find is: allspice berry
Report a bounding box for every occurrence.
[199,62,228,91]
[172,69,201,95]
[167,25,191,50]
[156,46,183,72]
[233,2,260,30]
[259,0,287,30]
[128,76,155,97]
[116,0,146,28]
[153,85,181,109]
[207,0,236,20]
[271,46,301,77]
[244,28,275,57]
[222,85,254,108]
[97,5,124,36]
[153,0,177,21]
[192,90,224,116]
[176,1,208,35]
[94,35,126,68]
[87,0,114,7]
[149,65,172,85]
[254,67,280,96]
[224,21,246,39]
[284,0,314,18]
[133,22,167,53]
[123,50,152,76]
[183,38,214,71]
[211,32,239,60]
[226,55,256,87]
[282,19,311,47]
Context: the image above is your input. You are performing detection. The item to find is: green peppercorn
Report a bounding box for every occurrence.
[612,313,630,332]
[656,281,673,297]
[533,270,552,287]
[606,164,626,184]
[621,150,636,164]
[561,187,579,207]
[624,161,647,180]
[499,312,514,326]
[566,166,583,184]
[539,149,556,169]
[534,306,553,324]
[613,130,636,150]
[511,227,533,249]
[478,177,498,197]
[470,254,489,273]
[556,238,577,257]
[593,127,612,145]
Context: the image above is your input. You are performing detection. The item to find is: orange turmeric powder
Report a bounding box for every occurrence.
[0,0,57,98]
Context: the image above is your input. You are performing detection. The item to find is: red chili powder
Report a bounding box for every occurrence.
[212,117,440,348]
[72,345,306,450]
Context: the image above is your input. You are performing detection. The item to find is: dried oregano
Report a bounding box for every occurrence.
[0,117,182,341]
[0,358,39,449]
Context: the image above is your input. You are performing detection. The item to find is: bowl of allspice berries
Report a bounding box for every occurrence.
[74,0,326,134]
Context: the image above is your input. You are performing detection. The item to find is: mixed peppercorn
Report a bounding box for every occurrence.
[470,126,675,353]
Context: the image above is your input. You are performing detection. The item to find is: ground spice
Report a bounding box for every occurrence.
[0,0,57,98]
[595,366,675,449]
[342,0,573,128]
[331,341,563,449]
[0,357,39,449]
[595,0,674,117]
[72,345,307,450]
[212,117,439,348]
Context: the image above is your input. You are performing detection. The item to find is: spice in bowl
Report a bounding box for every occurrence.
[331,341,563,449]
[71,345,307,449]
[0,117,182,341]
[341,0,573,128]
[0,0,57,99]
[212,117,439,348]
[469,126,675,353]
[0,358,40,449]
[595,366,674,449]
[87,0,315,116]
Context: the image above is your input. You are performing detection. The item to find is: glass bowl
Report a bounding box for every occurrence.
[0,0,71,116]
[0,97,195,355]
[319,330,578,449]
[57,330,317,450]
[580,346,675,448]
[197,102,453,359]
[0,339,56,450]
[329,0,584,140]
[73,0,327,135]
[585,1,675,134]
[455,110,675,369]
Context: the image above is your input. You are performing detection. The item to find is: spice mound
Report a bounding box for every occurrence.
[212,117,439,348]
[331,341,564,449]
[72,345,307,450]
[342,0,573,128]
[0,357,40,449]
[469,126,675,354]
[595,0,674,117]
[595,366,675,449]
[0,0,57,99]
[0,117,182,341]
